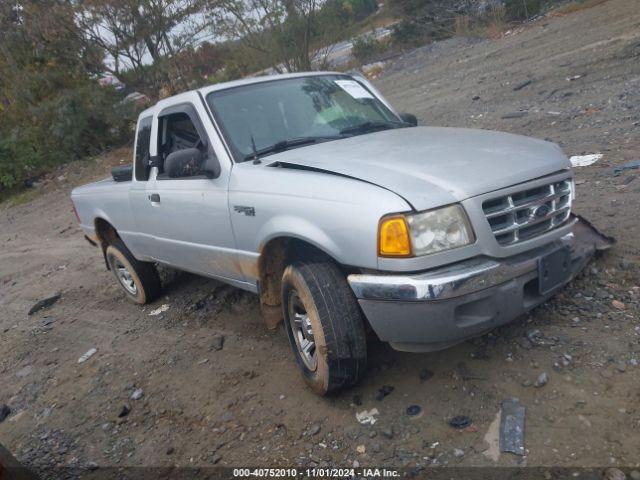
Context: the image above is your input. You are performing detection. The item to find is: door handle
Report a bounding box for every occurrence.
[148,193,161,203]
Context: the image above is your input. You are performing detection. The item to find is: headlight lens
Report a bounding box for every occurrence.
[378,204,475,257]
[406,204,475,255]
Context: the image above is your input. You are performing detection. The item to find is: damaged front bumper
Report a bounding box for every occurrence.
[347,216,613,352]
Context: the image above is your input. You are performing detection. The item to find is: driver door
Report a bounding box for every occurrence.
[136,97,242,282]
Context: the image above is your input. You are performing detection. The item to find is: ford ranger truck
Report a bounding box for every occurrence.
[71,72,610,395]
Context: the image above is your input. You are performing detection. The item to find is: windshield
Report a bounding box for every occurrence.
[206,75,403,162]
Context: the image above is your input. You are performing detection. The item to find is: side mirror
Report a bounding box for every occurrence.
[165,148,203,178]
[203,154,221,179]
[399,112,418,126]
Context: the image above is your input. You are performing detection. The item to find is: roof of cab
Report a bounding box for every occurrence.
[138,71,347,119]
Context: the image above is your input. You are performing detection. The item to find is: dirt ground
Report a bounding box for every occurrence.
[1,0,640,476]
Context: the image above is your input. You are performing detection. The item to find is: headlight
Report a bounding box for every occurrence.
[378,204,475,257]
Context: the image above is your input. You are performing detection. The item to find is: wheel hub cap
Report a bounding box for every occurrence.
[114,259,137,295]
[288,291,317,371]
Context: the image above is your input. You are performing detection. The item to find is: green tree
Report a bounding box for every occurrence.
[0,0,130,190]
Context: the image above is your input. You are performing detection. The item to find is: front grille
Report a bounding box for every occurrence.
[482,178,573,245]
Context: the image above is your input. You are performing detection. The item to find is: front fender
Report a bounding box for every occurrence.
[257,215,343,262]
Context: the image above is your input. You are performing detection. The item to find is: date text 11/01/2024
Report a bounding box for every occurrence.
[232,468,400,478]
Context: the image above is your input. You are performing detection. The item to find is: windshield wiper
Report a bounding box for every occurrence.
[339,120,410,136]
[243,135,343,162]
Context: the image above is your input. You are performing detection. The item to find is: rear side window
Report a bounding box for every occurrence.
[134,116,153,181]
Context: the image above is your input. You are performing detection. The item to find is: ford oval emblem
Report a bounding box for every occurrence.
[532,204,551,219]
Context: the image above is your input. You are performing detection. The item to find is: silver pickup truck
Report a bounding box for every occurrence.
[71,72,610,395]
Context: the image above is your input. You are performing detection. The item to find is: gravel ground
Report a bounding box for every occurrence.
[1,0,639,477]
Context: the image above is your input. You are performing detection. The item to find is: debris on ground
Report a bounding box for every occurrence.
[453,448,465,458]
[612,160,640,176]
[118,405,131,418]
[0,404,10,422]
[27,293,61,315]
[355,408,379,426]
[406,405,422,417]
[449,415,472,429]
[534,372,549,388]
[604,468,627,480]
[148,304,170,316]
[77,348,97,364]
[612,300,626,310]
[419,369,434,381]
[307,424,321,436]
[499,398,526,456]
[352,395,362,406]
[512,79,532,91]
[501,111,528,119]
[210,335,225,351]
[570,153,602,167]
[375,385,394,401]
[130,389,143,400]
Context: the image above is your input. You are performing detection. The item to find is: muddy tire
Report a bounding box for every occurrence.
[105,240,161,304]
[281,260,367,395]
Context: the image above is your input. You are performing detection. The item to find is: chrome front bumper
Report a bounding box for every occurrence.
[347,216,612,352]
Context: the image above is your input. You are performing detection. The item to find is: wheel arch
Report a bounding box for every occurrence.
[94,217,122,270]
[257,235,347,329]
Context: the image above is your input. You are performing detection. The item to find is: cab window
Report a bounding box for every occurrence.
[156,111,208,179]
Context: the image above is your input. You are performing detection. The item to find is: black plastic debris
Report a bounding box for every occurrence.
[449,415,472,429]
[352,395,362,406]
[419,369,434,381]
[375,385,394,401]
[0,404,10,422]
[500,398,526,456]
[613,160,640,176]
[27,293,61,315]
[406,405,422,417]
[118,405,131,418]
[512,79,533,91]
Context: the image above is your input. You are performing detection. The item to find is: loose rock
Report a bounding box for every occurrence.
[604,468,626,480]
[535,372,549,388]
[210,335,225,351]
[406,405,422,417]
[375,385,394,401]
[449,415,472,429]
[612,300,626,310]
[130,389,144,400]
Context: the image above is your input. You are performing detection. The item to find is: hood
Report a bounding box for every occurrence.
[266,126,570,211]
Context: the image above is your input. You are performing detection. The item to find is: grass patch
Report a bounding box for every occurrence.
[1,188,41,207]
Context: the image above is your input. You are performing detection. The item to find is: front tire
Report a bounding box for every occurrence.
[281,260,367,395]
[105,240,162,304]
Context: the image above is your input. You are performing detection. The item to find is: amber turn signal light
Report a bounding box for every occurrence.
[378,216,412,257]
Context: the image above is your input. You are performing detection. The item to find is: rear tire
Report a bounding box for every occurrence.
[281,259,367,395]
[105,240,162,304]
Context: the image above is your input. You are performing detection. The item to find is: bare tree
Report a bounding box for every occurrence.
[74,0,212,82]
[212,0,347,73]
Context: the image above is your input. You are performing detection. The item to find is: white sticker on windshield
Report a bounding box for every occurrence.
[335,80,374,99]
